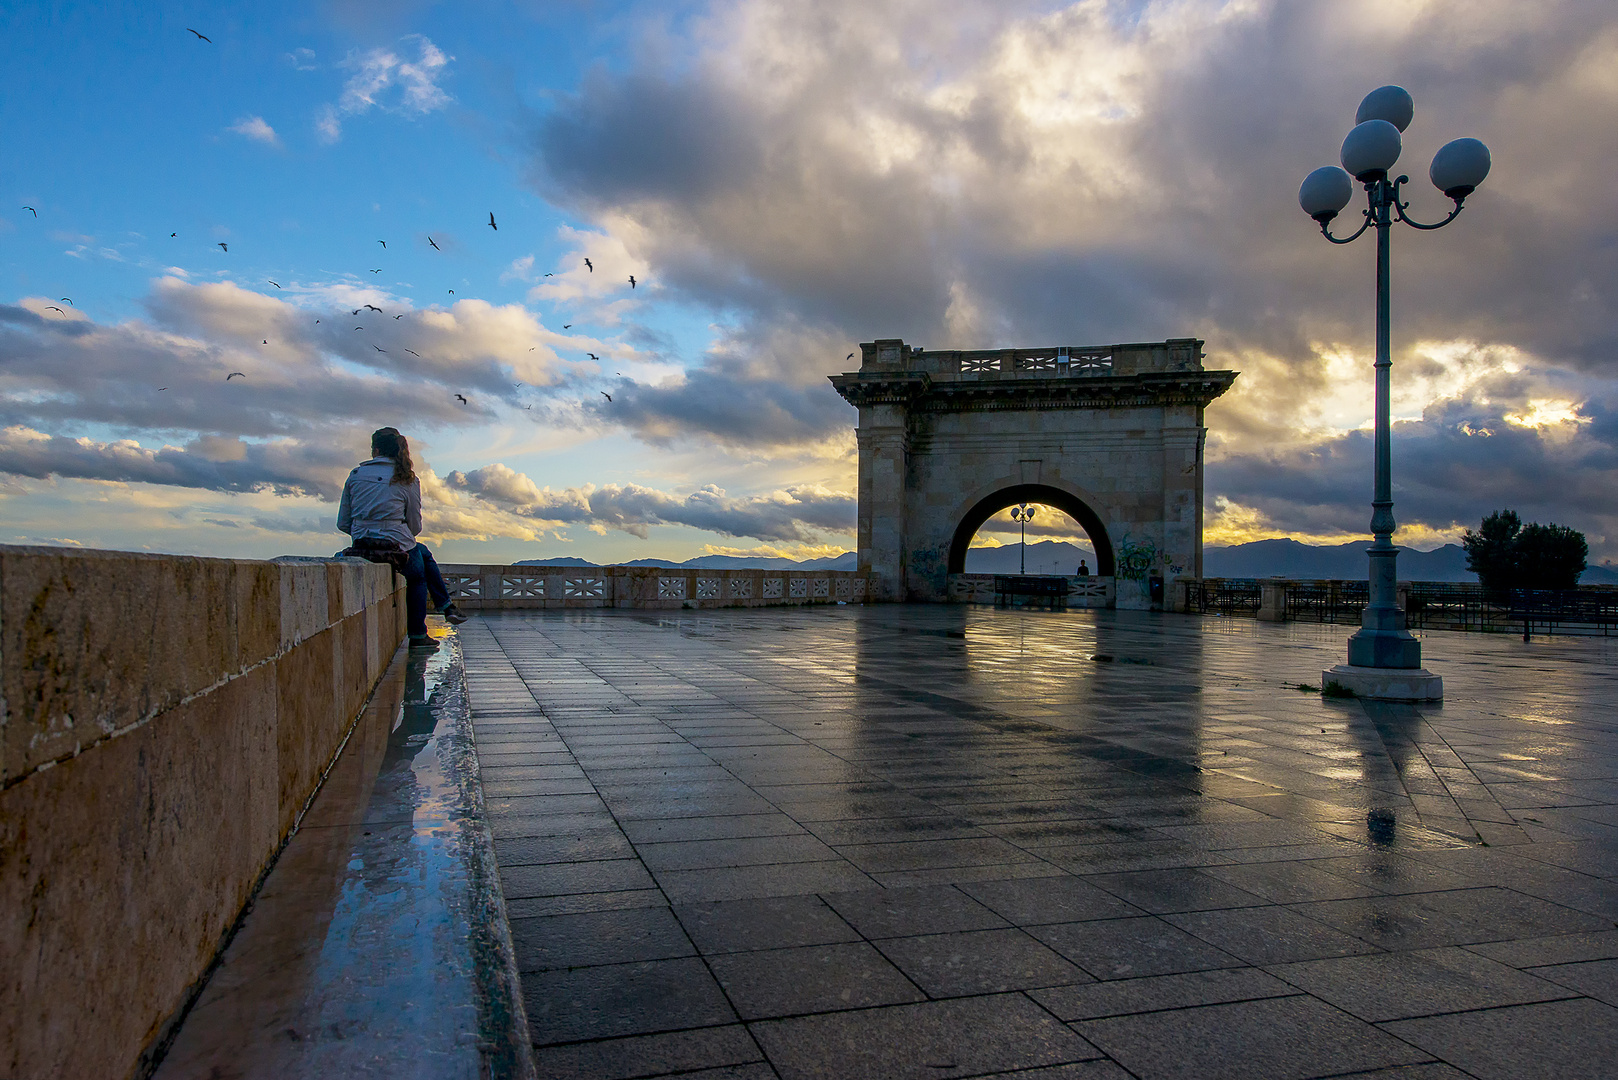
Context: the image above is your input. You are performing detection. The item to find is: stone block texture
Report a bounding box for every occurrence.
[0,546,405,1080]
[830,339,1237,602]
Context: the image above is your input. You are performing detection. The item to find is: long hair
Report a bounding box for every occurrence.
[370,427,417,485]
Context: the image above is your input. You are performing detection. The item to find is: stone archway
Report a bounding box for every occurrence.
[947,483,1115,576]
[831,337,1237,602]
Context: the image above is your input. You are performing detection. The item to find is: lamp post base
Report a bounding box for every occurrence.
[1322,664,1443,702]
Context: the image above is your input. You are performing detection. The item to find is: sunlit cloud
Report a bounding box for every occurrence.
[227,115,281,147]
[316,35,453,144]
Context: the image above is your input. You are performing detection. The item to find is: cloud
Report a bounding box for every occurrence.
[445,462,854,542]
[519,0,1618,555]
[316,35,453,143]
[228,115,281,147]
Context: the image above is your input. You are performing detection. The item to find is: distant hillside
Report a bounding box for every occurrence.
[1204,538,1618,585]
[512,539,1617,584]
[515,552,859,571]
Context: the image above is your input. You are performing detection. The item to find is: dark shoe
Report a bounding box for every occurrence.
[408,634,439,652]
[440,602,469,625]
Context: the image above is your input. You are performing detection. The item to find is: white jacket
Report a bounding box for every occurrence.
[336,458,421,550]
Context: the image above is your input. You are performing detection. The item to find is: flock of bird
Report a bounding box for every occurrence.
[22,27,646,412]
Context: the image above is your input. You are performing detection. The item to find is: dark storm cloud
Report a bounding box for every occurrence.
[523,0,1618,548]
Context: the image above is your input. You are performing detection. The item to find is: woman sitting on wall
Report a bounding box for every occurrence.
[337,426,468,647]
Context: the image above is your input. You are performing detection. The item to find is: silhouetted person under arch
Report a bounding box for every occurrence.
[1077,560,1089,577]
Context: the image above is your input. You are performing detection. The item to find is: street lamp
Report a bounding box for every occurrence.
[1011,504,1036,575]
[1299,84,1490,701]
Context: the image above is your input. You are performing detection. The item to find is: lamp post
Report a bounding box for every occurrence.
[1299,84,1490,701]
[1011,504,1036,574]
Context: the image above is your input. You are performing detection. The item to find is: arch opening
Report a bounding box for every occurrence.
[947,484,1115,576]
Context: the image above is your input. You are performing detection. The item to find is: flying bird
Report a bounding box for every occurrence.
[22,206,36,217]
[377,240,386,248]
[488,212,497,231]
[46,306,63,314]
[455,393,468,404]
[158,387,168,391]
[60,298,72,304]
[170,232,176,237]
[370,269,381,274]
[261,340,268,344]
[267,281,281,288]
[373,345,386,353]
[587,352,599,361]
[544,272,554,277]
[217,242,228,252]
[846,352,855,361]
[628,275,636,289]
[226,372,245,380]
[186,28,211,42]
[353,309,361,315]
[394,313,403,319]
[562,323,571,329]
[354,326,363,330]
[364,304,382,312]
[428,236,440,251]
[584,258,593,272]
[448,289,454,294]
[403,349,420,357]
[600,391,612,402]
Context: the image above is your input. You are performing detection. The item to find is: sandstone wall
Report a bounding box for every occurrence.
[0,547,405,1080]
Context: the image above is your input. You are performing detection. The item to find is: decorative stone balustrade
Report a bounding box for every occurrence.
[948,573,1116,608]
[437,564,872,610]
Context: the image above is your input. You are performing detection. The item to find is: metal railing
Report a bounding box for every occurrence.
[1186,578,1262,616]
[1283,580,1368,623]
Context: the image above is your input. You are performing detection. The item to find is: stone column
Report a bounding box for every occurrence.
[858,403,910,601]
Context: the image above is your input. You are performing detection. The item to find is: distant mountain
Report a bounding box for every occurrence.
[964,540,1095,575]
[1204,538,1618,585]
[514,552,859,571]
[512,539,1617,584]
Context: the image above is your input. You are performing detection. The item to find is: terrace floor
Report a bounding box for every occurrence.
[460,605,1618,1080]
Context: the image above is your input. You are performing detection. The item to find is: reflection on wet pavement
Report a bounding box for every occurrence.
[463,606,1618,1080]
[155,627,532,1080]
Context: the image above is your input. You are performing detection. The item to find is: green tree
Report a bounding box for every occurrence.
[1462,509,1587,596]
[1462,510,1520,599]
[1516,523,1587,590]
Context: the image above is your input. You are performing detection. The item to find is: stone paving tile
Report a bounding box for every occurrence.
[1030,915,1245,980]
[873,927,1092,996]
[529,1025,765,1080]
[1164,904,1381,965]
[674,895,861,954]
[1526,958,1618,1007]
[958,874,1145,924]
[1267,946,1577,1021]
[709,941,926,1018]
[1381,998,1618,1080]
[750,994,1103,1080]
[1077,995,1432,1079]
[459,609,1618,1079]
[1029,967,1298,1021]
[522,957,737,1043]
[821,884,1009,938]
[509,906,695,971]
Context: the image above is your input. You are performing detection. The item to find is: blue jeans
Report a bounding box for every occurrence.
[403,543,452,637]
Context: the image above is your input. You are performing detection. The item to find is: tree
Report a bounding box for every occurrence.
[1462,510,1520,599]
[1516,523,1587,591]
[1462,509,1587,596]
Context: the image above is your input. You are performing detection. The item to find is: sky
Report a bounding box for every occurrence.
[3,0,1616,567]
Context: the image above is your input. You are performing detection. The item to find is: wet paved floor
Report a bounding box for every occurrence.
[459,606,1618,1080]
[157,628,530,1080]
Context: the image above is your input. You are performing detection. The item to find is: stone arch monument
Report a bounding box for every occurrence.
[830,338,1238,604]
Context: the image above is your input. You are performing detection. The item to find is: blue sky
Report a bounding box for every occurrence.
[3,0,1617,567]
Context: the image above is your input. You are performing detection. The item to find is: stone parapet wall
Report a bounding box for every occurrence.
[438,564,872,609]
[0,546,405,1080]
